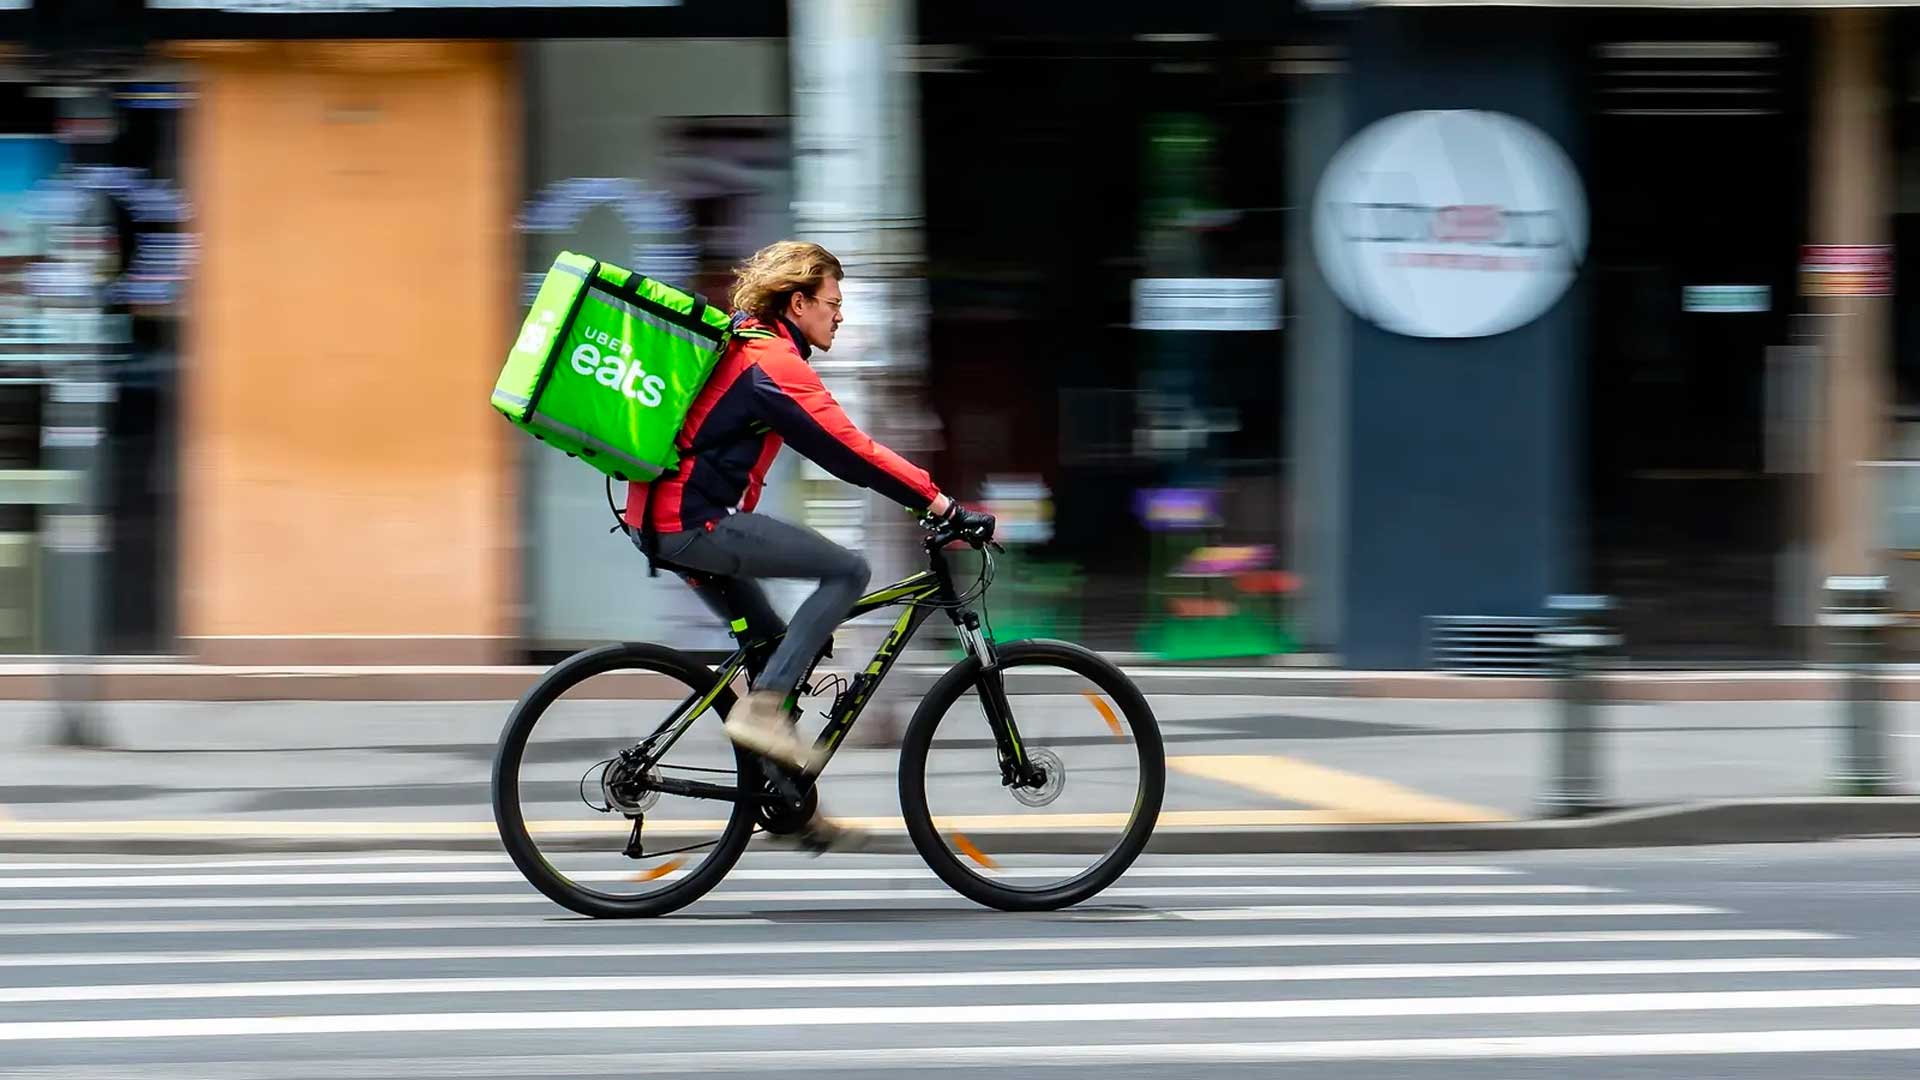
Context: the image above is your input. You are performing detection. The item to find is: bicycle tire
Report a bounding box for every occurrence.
[491,642,756,918]
[898,639,1165,911]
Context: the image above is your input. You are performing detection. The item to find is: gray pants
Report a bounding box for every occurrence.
[646,513,871,698]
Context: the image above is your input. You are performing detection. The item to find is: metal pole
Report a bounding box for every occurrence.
[1821,575,1897,795]
[48,357,107,747]
[1537,594,1618,817]
[40,152,116,749]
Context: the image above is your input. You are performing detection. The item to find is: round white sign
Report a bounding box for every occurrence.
[1312,110,1588,339]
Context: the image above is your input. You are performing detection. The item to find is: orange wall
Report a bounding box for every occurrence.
[180,42,519,652]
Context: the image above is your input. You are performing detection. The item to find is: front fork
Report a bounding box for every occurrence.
[955,611,1042,789]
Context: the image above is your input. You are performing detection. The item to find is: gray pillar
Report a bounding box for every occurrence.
[790,0,933,740]
[1284,51,1350,654]
[1807,10,1893,597]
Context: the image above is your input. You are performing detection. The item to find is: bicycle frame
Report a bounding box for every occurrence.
[630,541,1031,807]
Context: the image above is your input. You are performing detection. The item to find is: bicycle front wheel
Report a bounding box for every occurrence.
[492,643,756,918]
[898,639,1164,911]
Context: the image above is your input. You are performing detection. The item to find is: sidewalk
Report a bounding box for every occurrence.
[4,695,1919,854]
[0,661,1913,701]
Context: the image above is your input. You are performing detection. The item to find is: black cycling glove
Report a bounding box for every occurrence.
[929,501,995,541]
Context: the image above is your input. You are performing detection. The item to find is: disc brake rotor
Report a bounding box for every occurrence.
[1010,746,1065,807]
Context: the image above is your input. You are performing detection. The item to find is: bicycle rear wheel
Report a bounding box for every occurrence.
[491,643,756,918]
[898,639,1164,911]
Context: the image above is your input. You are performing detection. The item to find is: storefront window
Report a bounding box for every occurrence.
[0,75,188,654]
[1583,24,1809,661]
[921,37,1294,658]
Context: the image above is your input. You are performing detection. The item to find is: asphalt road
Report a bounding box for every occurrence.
[5,839,1920,1077]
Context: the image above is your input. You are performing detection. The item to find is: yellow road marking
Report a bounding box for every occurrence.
[1169,754,1508,824]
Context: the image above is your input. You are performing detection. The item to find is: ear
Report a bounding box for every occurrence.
[784,290,807,319]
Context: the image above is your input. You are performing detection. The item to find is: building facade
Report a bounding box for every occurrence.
[0,0,1910,670]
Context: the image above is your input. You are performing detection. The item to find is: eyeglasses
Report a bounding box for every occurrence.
[809,294,843,312]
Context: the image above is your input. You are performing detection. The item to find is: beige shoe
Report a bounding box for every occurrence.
[724,690,812,769]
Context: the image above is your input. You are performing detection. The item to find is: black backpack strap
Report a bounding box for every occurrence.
[634,423,771,578]
[631,314,774,577]
[639,476,665,577]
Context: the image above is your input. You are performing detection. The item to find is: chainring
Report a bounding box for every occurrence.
[756,781,819,835]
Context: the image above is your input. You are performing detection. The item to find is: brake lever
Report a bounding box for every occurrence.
[986,539,1005,554]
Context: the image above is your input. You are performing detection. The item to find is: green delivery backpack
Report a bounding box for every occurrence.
[492,251,747,483]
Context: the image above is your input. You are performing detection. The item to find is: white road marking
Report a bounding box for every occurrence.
[0,916,774,937]
[0,929,1836,970]
[21,1030,1919,1074]
[6,957,1918,1005]
[6,988,1920,1041]
[0,884,1604,912]
[1117,903,1723,922]
[0,903,1723,937]
[0,861,1522,878]
[0,855,519,872]
[0,871,1542,890]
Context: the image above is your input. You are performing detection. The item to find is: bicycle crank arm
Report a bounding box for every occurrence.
[756,756,813,809]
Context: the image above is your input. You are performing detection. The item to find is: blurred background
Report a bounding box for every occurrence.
[0,0,1915,674]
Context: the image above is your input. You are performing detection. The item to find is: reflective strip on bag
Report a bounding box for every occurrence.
[583,292,721,353]
[523,409,670,479]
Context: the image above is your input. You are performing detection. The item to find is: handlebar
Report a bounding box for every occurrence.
[921,510,1000,553]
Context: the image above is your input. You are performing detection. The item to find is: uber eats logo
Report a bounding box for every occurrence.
[570,327,666,409]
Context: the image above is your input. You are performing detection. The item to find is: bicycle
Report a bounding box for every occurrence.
[491,513,1166,917]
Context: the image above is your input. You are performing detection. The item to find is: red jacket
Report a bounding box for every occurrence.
[625,315,939,534]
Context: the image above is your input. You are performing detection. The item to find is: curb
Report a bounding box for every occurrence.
[1142,797,1920,854]
[5,798,1919,856]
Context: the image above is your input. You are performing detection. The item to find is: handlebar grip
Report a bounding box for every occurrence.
[920,506,996,549]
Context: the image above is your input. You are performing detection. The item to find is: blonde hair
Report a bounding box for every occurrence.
[729,241,843,324]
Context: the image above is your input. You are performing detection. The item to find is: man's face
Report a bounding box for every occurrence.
[788,277,843,353]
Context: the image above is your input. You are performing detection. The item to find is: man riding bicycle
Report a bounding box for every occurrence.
[626,240,992,849]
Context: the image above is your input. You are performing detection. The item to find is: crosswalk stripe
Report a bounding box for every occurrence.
[19,1030,1916,1074]
[1107,903,1723,921]
[0,917,776,936]
[3,1030,1920,1068]
[0,864,1523,882]
[7,988,1920,1041]
[0,895,546,912]
[0,930,1838,970]
[0,902,1723,937]
[0,855,518,872]
[0,868,1566,887]
[6,957,1918,1005]
[0,885,1605,912]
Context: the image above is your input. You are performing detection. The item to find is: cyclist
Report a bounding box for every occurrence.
[626,240,991,848]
